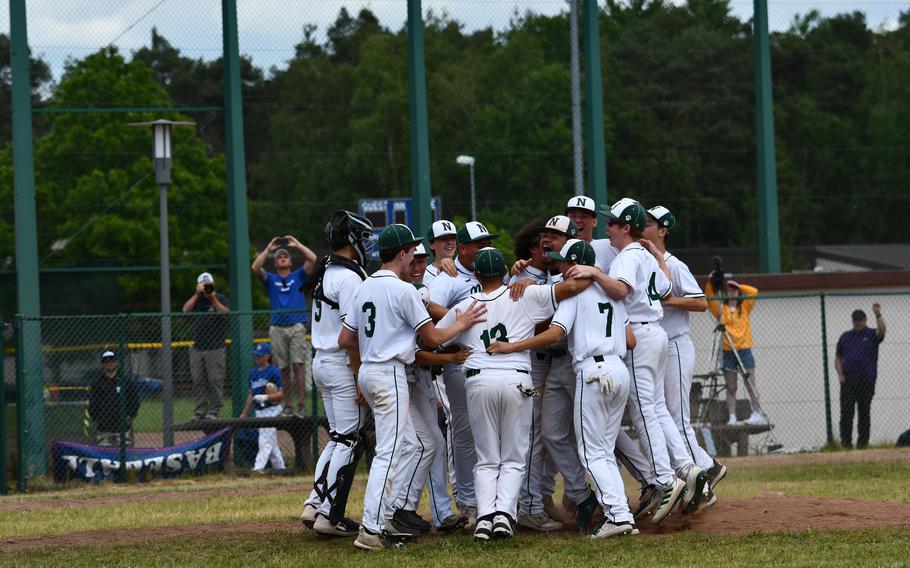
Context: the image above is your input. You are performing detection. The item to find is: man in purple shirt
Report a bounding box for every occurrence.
[835,304,886,449]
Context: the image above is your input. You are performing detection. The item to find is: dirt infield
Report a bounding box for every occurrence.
[4,492,910,553]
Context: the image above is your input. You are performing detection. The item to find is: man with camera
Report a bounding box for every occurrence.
[252,236,318,417]
[182,272,231,420]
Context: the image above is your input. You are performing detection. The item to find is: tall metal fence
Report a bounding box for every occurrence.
[3,291,908,490]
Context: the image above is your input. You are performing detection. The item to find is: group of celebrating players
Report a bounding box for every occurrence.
[297,196,727,550]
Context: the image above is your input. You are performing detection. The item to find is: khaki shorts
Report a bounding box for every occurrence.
[269,323,312,371]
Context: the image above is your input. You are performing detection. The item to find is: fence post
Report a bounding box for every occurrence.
[583,0,608,238]
[1,319,6,495]
[14,316,26,491]
[118,314,128,480]
[820,293,833,444]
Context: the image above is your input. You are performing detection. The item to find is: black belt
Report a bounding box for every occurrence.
[593,355,605,362]
[631,322,651,325]
[535,352,549,361]
[549,348,568,358]
[465,368,530,378]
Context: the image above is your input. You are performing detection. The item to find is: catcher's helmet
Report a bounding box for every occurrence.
[325,210,375,266]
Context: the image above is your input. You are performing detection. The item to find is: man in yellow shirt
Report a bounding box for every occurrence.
[704,278,766,426]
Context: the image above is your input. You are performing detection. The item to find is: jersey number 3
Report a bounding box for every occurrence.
[362,302,377,337]
[480,323,508,348]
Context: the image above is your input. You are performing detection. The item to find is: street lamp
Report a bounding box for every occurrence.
[456,155,476,221]
[128,119,195,446]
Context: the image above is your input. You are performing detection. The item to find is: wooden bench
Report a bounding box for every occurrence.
[174,415,329,471]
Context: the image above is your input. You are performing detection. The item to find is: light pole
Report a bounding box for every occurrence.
[128,119,194,446]
[456,155,476,221]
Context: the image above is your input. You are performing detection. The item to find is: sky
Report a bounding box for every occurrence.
[1,0,905,82]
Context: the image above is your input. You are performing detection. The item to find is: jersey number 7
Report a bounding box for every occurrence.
[597,302,613,338]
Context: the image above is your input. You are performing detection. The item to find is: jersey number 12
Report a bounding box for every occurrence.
[480,323,508,348]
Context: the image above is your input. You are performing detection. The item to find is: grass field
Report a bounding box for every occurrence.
[2,450,909,567]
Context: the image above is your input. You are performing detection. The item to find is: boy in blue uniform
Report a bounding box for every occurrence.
[240,343,286,472]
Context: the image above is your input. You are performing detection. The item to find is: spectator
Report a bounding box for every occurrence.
[251,236,317,417]
[836,304,886,449]
[182,272,230,420]
[240,342,286,472]
[88,350,140,447]
[705,276,766,426]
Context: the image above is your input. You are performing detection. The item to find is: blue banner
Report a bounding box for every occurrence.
[52,428,232,482]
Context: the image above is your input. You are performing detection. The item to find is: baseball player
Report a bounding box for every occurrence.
[566,198,705,523]
[566,197,655,503]
[299,211,372,536]
[239,342,285,473]
[508,221,563,531]
[388,244,468,535]
[424,220,459,285]
[436,247,593,541]
[425,221,498,527]
[490,239,638,538]
[339,224,485,551]
[533,215,596,524]
[644,206,726,508]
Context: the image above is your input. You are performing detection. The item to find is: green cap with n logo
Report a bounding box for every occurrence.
[541,215,579,237]
[473,247,507,278]
[378,224,422,251]
[457,221,498,244]
[427,219,457,241]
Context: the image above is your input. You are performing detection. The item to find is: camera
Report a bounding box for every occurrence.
[203,283,215,295]
[276,237,289,247]
[709,255,726,291]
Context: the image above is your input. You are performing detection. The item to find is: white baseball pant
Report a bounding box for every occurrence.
[358,362,410,533]
[253,404,285,471]
[432,374,457,489]
[305,355,366,515]
[519,353,557,515]
[443,364,476,508]
[665,335,714,469]
[419,374,457,526]
[615,429,654,486]
[466,370,533,520]
[625,323,675,488]
[541,354,590,505]
[392,378,439,512]
[575,355,633,523]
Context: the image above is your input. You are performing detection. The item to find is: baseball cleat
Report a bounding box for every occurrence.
[517,512,564,532]
[681,467,708,514]
[314,514,359,537]
[300,504,319,529]
[383,518,421,539]
[651,478,686,524]
[353,527,399,551]
[632,485,658,520]
[491,514,514,539]
[473,519,493,542]
[461,505,478,529]
[392,509,431,535]
[589,519,638,539]
[574,492,599,533]
[698,486,718,512]
[436,514,468,533]
[708,459,727,490]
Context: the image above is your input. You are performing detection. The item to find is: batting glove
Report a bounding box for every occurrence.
[585,369,614,396]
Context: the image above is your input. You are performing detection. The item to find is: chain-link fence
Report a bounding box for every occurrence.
[3,310,327,488]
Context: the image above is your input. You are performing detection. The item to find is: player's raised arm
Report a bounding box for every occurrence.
[486,324,565,355]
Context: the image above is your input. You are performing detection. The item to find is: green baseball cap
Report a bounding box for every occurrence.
[473,247,507,278]
[647,205,676,233]
[598,197,647,230]
[457,221,497,245]
[547,239,596,266]
[378,224,422,251]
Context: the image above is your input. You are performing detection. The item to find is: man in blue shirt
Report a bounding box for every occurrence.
[252,236,317,416]
[835,304,887,449]
[240,342,285,472]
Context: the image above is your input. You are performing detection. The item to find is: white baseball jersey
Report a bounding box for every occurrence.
[438,284,557,372]
[591,238,619,273]
[552,285,629,362]
[608,243,671,323]
[428,258,481,309]
[423,264,442,287]
[508,264,549,285]
[343,269,432,365]
[310,266,363,354]
[659,251,705,339]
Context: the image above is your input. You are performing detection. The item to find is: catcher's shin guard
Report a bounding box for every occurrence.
[328,430,365,523]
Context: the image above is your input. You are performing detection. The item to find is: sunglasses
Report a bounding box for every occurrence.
[101,357,117,363]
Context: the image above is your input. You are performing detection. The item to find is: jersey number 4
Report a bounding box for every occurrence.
[597,302,614,338]
[480,323,508,348]
[362,302,377,337]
